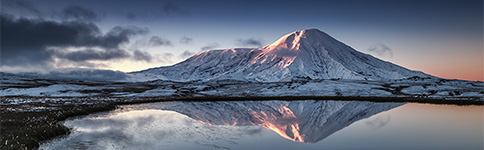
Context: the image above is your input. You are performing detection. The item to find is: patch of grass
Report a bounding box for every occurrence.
[0,101,116,150]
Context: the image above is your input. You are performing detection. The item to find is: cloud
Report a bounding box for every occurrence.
[55,48,131,62]
[1,0,42,16]
[124,11,146,21]
[201,43,220,51]
[179,36,193,45]
[101,26,149,48]
[124,1,189,21]
[179,50,195,59]
[125,12,137,20]
[133,50,153,62]
[132,36,173,49]
[0,15,148,67]
[149,36,173,47]
[139,52,174,64]
[237,38,263,47]
[159,53,174,63]
[367,43,393,58]
[61,5,98,22]
[162,1,190,15]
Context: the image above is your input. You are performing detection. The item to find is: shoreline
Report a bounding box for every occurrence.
[4,95,483,105]
[1,96,482,149]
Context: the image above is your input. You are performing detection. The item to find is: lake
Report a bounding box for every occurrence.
[40,100,483,150]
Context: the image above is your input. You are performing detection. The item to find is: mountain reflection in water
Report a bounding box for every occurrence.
[40,101,484,150]
[40,100,406,149]
[141,100,404,143]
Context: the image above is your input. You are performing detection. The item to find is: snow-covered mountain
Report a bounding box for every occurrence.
[142,100,404,143]
[132,29,430,82]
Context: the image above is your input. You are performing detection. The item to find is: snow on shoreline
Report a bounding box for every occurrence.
[1,74,482,102]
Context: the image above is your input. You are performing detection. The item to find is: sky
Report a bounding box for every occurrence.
[1,0,483,81]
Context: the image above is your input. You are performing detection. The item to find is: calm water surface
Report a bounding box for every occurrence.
[40,100,483,150]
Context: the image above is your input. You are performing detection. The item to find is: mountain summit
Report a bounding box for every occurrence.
[133,29,430,82]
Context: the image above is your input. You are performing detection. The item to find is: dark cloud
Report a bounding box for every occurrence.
[1,15,97,66]
[123,1,189,21]
[201,43,220,51]
[56,49,130,62]
[61,5,98,22]
[179,50,195,59]
[101,26,148,48]
[46,69,128,81]
[60,60,108,69]
[237,38,263,47]
[149,36,173,47]
[367,43,393,58]
[133,50,153,62]
[162,1,190,15]
[0,15,148,67]
[124,12,149,21]
[125,12,137,20]
[2,0,42,16]
[179,36,193,45]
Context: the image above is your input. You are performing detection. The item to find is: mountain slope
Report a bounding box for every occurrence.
[132,29,430,82]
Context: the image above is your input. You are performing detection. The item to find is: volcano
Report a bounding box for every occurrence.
[133,29,430,82]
